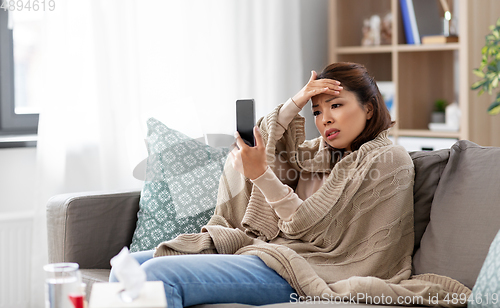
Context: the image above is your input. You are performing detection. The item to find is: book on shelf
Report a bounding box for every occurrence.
[400,0,419,44]
[400,0,444,45]
[422,35,459,44]
[377,81,396,120]
[413,0,444,40]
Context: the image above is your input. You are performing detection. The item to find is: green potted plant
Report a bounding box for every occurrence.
[471,17,500,115]
[431,99,447,123]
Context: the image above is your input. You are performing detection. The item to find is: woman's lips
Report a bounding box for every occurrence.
[327,131,339,140]
[325,128,340,140]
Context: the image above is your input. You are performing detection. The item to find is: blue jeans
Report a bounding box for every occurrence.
[109,250,295,308]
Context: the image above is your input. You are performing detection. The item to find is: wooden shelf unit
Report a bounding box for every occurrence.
[328,0,500,146]
[336,43,460,54]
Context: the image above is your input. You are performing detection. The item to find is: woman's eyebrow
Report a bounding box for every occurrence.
[312,96,338,108]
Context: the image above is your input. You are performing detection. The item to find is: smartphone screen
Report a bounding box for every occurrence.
[236,99,255,147]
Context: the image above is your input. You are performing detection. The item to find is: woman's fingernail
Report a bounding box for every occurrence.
[234,132,239,138]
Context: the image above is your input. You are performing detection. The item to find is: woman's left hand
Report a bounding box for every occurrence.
[230,126,267,180]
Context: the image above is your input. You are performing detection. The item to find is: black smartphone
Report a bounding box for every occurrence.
[236,99,255,147]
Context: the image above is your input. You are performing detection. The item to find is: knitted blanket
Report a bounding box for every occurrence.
[154,104,471,307]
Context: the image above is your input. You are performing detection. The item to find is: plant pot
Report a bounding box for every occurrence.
[431,112,445,123]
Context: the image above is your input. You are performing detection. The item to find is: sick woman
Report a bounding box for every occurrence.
[110,62,468,308]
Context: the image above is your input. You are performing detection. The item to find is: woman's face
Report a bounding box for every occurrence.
[312,90,373,152]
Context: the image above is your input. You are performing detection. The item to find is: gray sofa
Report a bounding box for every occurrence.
[47,140,500,307]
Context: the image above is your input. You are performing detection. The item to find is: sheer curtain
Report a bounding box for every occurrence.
[31,0,303,306]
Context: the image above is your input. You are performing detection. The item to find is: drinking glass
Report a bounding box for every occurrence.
[44,263,81,308]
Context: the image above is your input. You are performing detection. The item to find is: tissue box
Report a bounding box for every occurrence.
[89,281,167,308]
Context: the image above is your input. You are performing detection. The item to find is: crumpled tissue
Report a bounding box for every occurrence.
[110,247,146,302]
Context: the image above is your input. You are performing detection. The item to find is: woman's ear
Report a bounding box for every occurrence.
[366,103,374,120]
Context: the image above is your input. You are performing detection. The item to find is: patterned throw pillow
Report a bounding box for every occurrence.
[469,229,500,308]
[130,118,230,252]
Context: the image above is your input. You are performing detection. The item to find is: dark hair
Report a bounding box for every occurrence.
[317,62,394,152]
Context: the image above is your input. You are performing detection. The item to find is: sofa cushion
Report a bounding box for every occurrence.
[81,269,111,299]
[130,118,229,252]
[190,304,394,308]
[413,140,500,289]
[469,229,500,308]
[409,149,450,255]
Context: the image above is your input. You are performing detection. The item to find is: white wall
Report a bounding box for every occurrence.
[299,0,329,140]
[0,2,330,215]
[0,147,37,214]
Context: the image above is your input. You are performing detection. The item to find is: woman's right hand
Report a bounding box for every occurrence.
[292,71,343,109]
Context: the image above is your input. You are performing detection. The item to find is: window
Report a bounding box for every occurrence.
[0,8,39,147]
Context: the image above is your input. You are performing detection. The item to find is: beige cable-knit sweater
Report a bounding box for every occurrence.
[154,103,470,307]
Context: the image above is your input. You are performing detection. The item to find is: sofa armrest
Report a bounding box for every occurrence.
[47,190,141,269]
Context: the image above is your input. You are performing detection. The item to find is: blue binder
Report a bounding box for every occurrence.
[400,0,420,44]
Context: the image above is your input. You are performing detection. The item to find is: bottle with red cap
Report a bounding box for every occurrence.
[68,283,87,308]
